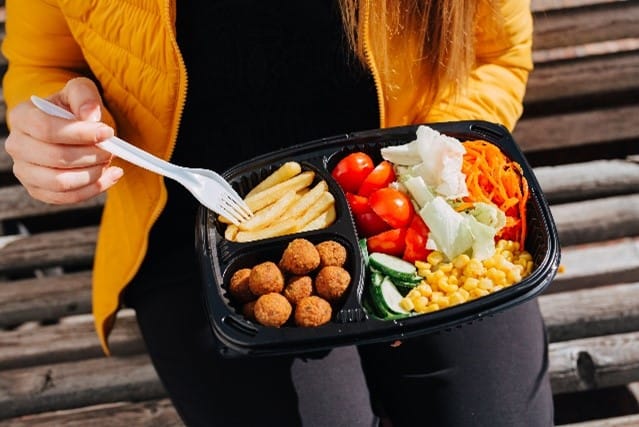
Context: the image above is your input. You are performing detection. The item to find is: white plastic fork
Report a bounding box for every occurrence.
[31,95,252,225]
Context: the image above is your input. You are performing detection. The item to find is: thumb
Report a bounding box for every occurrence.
[57,77,106,122]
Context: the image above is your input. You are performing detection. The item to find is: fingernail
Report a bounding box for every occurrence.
[96,125,114,141]
[110,167,124,181]
[80,103,101,122]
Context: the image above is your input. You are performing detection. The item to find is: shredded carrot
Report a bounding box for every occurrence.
[461,140,529,248]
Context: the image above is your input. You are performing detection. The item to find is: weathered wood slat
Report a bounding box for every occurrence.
[534,159,639,204]
[0,186,104,222]
[524,50,639,105]
[549,331,639,395]
[551,194,639,246]
[559,414,639,427]
[532,0,632,13]
[514,104,639,153]
[0,271,92,327]
[0,226,97,274]
[0,400,183,427]
[540,282,639,342]
[0,354,166,420]
[0,311,145,371]
[2,324,639,420]
[532,1,639,50]
[551,237,639,292]
[0,139,10,173]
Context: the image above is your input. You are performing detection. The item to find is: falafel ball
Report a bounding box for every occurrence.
[279,238,320,275]
[294,296,332,327]
[241,300,257,321]
[314,265,351,302]
[228,268,256,303]
[248,261,285,296]
[283,275,313,305]
[315,240,347,267]
[253,292,292,327]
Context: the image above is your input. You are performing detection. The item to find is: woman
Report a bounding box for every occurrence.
[2,0,552,425]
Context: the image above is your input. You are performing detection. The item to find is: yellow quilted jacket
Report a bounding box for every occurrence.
[2,0,532,355]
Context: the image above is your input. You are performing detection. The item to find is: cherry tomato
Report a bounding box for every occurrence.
[355,211,391,238]
[403,214,432,263]
[358,160,396,197]
[331,152,375,194]
[367,228,407,257]
[345,192,370,216]
[369,187,414,229]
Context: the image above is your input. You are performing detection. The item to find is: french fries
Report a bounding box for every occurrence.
[221,161,337,242]
[245,161,302,198]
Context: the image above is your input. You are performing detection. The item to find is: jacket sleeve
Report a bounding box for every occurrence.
[419,0,533,131]
[1,0,115,128]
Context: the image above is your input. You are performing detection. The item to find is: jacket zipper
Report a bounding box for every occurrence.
[362,0,385,128]
[164,0,188,161]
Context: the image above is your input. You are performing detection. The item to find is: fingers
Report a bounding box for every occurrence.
[5,78,122,205]
[53,77,108,122]
[5,129,113,169]
[14,162,124,205]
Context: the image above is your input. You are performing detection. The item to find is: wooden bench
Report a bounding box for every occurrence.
[1,0,638,425]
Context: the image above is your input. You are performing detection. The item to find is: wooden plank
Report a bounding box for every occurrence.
[558,414,639,427]
[0,311,145,371]
[532,2,639,50]
[0,400,183,427]
[514,104,639,153]
[0,186,104,222]
[2,326,639,420]
[534,159,639,204]
[552,194,639,246]
[525,50,639,104]
[0,271,92,327]
[0,354,166,420]
[549,331,639,394]
[532,0,632,13]
[0,138,10,173]
[550,237,639,292]
[540,282,639,342]
[0,226,97,274]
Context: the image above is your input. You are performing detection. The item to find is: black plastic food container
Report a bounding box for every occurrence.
[196,121,561,358]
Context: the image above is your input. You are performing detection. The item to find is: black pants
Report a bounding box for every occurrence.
[124,277,553,427]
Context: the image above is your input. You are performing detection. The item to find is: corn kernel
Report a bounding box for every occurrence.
[453,254,470,269]
[406,288,421,300]
[439,281,459,294]
[478,278,494,290]
[427,251,444,266]
[431,294,450,308]
[417,283,433,297]
[424,303,440,313]
[413,296,430,313]
[470,288,489,299]
[400,298,415,312]
[462,277,479,290]
[415,260,430,270]
[449,291,466,306]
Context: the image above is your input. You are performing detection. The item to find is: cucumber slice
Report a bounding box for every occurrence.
[379,276,410,315]
[368,252,418,282]
[358,238,370,267]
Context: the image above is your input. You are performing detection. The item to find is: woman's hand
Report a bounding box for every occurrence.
[4,77,122,204]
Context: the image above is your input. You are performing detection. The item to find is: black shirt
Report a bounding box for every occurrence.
[127,0,379,299]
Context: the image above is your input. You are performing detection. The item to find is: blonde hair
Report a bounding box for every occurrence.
[339,0,500,113]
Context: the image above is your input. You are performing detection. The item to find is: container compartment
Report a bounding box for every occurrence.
[196,121,560,357]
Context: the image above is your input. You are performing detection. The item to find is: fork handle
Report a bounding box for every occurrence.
[30,96,188,184]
